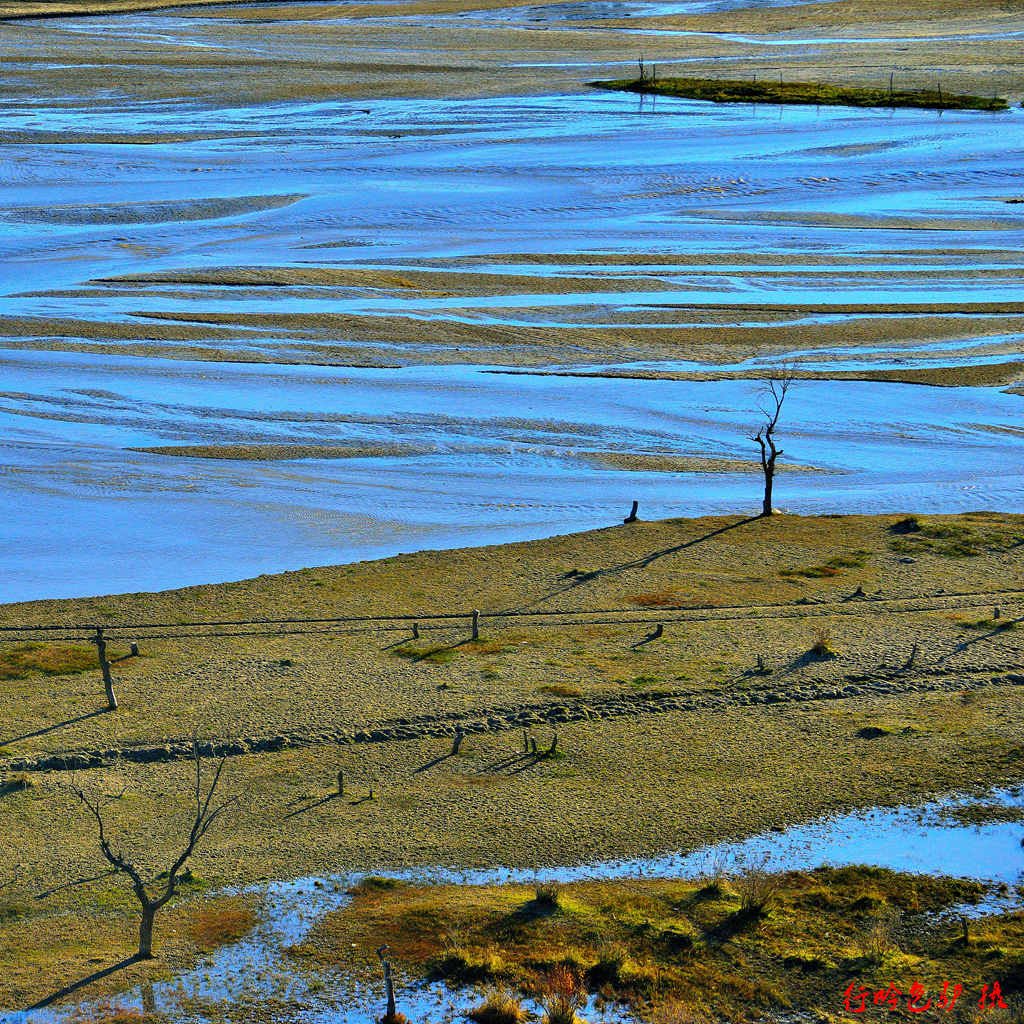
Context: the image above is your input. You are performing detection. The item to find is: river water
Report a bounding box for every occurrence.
[1,5,1023,602]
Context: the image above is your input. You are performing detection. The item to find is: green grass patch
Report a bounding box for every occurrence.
[781,551,870,578]
[0,643,99,680]
[590,76,1008,111]
[391,643,458,664]
[888,517,1024,557]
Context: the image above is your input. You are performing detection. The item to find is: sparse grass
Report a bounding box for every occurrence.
[0,772,33,795]
[294,868,1011,1021]
[964,617,1020,631]
[3,513,1024,1009]
[935,802,1024,826]
[780,551,869,579]
[536,684,583,698]
[888,517,1024,557]
[590,76,1009,111]
[75,1007,158,1024]
[630,589,685,607]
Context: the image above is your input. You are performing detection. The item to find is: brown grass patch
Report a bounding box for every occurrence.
[0,643,98,680]
[188,898,256,950]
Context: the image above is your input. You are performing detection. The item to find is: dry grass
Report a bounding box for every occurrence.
[3,512,1023,762]
[188,898,256,950]
[468,989,527,1024]
[1,515,1023,1008]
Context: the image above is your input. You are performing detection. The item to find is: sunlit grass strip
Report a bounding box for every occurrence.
[590,76,1008,111]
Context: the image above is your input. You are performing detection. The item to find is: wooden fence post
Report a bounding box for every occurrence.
[93,627,117,710]
[471,609,480,640]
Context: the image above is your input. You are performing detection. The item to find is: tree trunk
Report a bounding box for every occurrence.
[762,458,775,516]
[95,628,117,710]
[138,904,156,959]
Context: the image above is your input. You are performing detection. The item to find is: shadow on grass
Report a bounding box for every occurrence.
[29,954,141,1010]
[414,750,456,773]
[35,870,116,900]
[504,516,759,613]
[395,638,473,664]
[940,616,1024,660]
[0,705,111,747]
[282,792,340,821]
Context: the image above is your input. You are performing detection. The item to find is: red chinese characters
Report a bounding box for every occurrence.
[840,980,1006,1014]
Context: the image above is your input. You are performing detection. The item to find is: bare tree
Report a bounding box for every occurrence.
[67,739,239,959]
[750,375,795,517]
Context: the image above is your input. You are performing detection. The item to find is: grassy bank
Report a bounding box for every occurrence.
[591,76,1010,111]
[2,513,1024,1009]
[295,870,1023,1021]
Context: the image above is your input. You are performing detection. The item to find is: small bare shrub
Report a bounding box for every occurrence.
[731,857,781,916]
[810,625,834,659]
[540,965,584,1024]
[858,909,898,964]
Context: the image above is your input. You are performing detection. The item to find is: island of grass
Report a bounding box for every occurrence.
[590,76,1009,112]
[295,869,1022,1022]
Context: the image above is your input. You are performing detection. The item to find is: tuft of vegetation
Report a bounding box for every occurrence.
[539,965,584,1024]
[468,989,527,1024]
[809,626,837,660]
[0,642,99,680]
[0,772,33,796]
[534,882,561,909]
[352,876,403,893]
[590,76,1009,111]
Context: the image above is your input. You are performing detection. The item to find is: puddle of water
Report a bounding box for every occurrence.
[5,786,1021,1024]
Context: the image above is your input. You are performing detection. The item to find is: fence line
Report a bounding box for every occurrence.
[0,588,1021,644]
